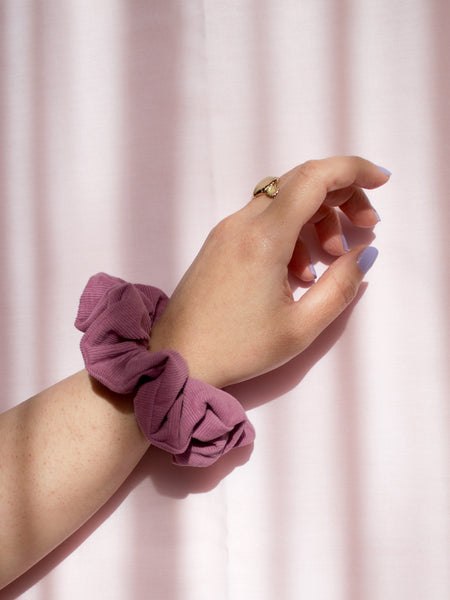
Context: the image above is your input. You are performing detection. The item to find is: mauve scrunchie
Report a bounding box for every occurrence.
[75,273,255,467]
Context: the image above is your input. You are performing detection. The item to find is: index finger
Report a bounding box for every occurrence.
[262,156,390,244]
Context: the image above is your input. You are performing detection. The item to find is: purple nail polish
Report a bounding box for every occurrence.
[357,247,379,275]
[373,207,381,222]
[309,263,317,278]
[341,234,349,252]
[376,165,392,177]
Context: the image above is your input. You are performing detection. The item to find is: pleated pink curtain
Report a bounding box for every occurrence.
[1,1,449,599]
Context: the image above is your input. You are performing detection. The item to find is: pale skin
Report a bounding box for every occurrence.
[0,156,390,589]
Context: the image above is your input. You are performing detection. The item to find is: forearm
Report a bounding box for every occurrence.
[0,370,150,589]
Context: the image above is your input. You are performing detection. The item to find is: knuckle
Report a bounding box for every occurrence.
[290,160,328,197]
[207,213,246,248]
[208,214,234,241]
[332,271,359,308]
[296,159,321,181]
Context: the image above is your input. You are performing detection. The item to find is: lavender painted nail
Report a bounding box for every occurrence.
[309,263,317,278]
[373,207,381,222]
[376,165,392,177]
[357,247,379,275]
[341,234,350,252]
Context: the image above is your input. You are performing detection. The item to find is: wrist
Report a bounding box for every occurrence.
[149,320,221,389]
[75,273,254,467]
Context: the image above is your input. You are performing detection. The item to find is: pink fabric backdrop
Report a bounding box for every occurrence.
[1,1,449,598]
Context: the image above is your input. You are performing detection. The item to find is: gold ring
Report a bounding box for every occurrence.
[253,176,279,198]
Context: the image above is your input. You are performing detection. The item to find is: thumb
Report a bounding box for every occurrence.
[288,246,379,352]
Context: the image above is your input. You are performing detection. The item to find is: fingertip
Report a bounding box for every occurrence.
[354,158,392,189]
[341,233,349,252]
[320,233,349,257]
[373,206,381,223]
[375,165,392,177]
[309,263,317,279]
[353,206,381,227]
[290,262,317,282]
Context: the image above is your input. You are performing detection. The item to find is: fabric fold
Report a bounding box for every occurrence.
[75,273,255,467]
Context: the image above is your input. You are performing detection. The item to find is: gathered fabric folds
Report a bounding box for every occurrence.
[75,273,255,467]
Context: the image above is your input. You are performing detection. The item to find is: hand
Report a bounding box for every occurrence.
[149,156,390,388]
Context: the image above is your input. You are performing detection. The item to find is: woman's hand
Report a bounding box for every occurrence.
[149,156,390,388]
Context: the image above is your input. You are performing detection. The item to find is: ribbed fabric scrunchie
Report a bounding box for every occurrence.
[75,273,255,467]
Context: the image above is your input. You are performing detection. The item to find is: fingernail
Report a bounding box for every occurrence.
[309,263,317,279]
[373,206,381,222]
[376,165,392,177]
[341,234,349,252]
[357,246,379,275]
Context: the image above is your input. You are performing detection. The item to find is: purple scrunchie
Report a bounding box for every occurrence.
[75,273,255,467]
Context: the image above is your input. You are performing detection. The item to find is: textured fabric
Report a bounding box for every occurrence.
[75,273,255,467]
